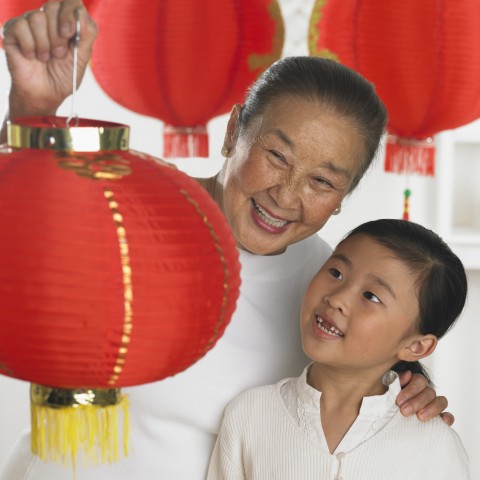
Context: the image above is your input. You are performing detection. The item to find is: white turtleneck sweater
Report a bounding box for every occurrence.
[207,366,469,480]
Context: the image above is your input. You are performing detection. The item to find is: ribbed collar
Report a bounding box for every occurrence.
[297,365,400,417]
[293,365,401,454]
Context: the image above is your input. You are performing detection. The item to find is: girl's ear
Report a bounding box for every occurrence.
[222,104,242,154]
[397,334,438,362]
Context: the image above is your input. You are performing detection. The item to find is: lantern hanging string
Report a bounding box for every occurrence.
[66,9,81,128]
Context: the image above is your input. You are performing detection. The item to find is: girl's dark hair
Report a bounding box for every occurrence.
[341,219,468,384]
[239,56,388,192]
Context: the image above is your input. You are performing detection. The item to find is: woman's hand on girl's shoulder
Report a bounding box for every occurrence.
[396,371,453,425]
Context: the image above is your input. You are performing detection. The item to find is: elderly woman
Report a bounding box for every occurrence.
[0,2,452,479]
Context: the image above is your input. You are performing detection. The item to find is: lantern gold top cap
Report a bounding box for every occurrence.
[7,116,130,152]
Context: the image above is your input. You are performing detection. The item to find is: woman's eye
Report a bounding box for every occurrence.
[315,177,334,188]
[328,268,343,280]
[269,150,286,163]
[363,291,381,303]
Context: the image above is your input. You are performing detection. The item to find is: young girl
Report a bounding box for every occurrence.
[207,219,469,479]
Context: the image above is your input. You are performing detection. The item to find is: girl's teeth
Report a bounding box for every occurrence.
[253,200,288,228]
[316,317,344,337]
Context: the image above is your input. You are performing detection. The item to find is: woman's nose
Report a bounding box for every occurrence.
[268,174,302,210]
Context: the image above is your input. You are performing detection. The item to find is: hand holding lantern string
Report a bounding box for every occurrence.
[0,0,97,140]
[0,2,175,168]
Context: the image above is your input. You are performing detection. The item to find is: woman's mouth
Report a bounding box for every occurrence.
[315,315,344,337]
[251,199,289,231]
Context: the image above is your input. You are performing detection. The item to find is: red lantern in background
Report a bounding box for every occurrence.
[0,116,241,465]
[309,0,480,218]
[89,0,284,158]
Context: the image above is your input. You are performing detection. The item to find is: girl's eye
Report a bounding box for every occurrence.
[328,268,343,280]
[363,291,381,303]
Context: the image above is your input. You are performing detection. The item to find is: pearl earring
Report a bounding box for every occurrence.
[221,146,230,157]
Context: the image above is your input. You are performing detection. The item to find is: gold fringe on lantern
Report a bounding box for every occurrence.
[30,384,129,467]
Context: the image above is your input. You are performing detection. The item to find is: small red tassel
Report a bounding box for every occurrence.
[385,135,435,176]
[163,124,209,158]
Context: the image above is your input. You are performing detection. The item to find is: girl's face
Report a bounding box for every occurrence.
[219,97,365,255]
[300,234,422,376]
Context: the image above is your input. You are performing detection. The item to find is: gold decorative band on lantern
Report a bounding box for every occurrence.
[7,116,130,152]
[30,384,122,408]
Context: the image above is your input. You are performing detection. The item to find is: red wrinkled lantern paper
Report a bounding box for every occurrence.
[309,0,480,177]
[0,116,241,465]
[89,0,284,158]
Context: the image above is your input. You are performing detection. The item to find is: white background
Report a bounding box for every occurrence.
[0,0,479,477]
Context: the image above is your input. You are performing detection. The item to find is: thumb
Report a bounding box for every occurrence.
[76,6,98,50]
[398,370,412,388]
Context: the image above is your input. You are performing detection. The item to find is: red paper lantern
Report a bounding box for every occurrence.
[0,116,241,464]
[309,0,480,179]
[89,0,284,158]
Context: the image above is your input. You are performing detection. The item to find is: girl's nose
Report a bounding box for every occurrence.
[324,289,348,315]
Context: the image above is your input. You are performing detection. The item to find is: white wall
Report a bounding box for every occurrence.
[0,0,479,476]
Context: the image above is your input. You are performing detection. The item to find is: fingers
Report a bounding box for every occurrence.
[396,372,429,406]
[397,370,412,388]
[74,5,98,54]
[398,374,449,422]
[56,0,89,38]
[439,411,455,427]
[56,1,98,63]
[2,9,64,61]
[27,10,54,62]
[43,1,68,59]
[401,386,437,419]
[396,372,436,417]
[416,395,449,422]
[2,16,41,60]
[1,0,97,61]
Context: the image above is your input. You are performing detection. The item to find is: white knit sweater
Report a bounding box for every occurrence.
[207,373,469,480]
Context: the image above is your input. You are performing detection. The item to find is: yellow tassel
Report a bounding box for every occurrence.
[30,390,129,467]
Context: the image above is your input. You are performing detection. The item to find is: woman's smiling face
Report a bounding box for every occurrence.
[219,97,365,255]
